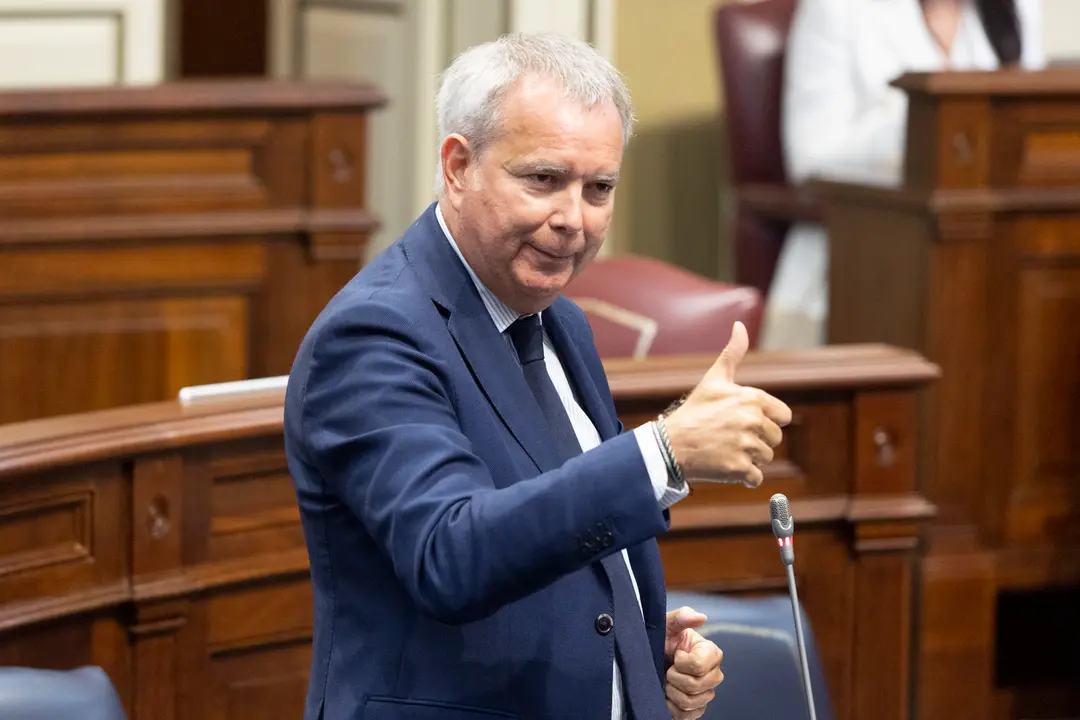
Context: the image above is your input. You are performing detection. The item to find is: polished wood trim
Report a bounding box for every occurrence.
[133,549,312,602]
[0,81,387,118]
[0,209,381,246]
[848,494,936,522]
[737,183,824,223]
[813,182,1080,215]
[0,580,130,632]
[892,68,1080,95]
[670,493,935,533]
[604,344,940,398]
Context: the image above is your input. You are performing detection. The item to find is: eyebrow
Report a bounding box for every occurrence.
[510,162,620,185]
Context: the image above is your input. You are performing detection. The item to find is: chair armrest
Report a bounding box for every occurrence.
[737,183,823,223]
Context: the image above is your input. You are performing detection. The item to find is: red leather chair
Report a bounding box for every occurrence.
[713,0,822,297]
[564,254,763,359]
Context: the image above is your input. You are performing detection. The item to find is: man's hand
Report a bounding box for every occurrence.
[663,321,792,487]
[664,606,723,720]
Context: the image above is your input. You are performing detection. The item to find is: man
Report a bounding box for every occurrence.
[284,32,791,720]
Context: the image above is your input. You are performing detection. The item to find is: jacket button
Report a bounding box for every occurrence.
[595,613,614,636]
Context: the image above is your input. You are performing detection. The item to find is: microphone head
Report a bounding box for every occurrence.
[769,493,790,524]
[770,493,795,539]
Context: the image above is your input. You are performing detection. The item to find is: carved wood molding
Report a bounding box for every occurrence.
[670,493,935,535]
[0,208,381,247]
[935,211,995,243]
[132,549,311,603]
[0,80,387,119]
[0,580,129,632]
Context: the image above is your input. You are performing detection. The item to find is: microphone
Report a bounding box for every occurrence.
[770,493,817,720]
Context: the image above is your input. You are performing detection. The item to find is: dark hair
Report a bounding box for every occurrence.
[920,0,1022,65]
[974,0,1022,65]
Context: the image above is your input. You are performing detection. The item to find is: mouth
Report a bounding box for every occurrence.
[528,243,576,261]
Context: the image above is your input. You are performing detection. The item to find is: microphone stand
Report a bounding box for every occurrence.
[785,563,817,720]
[771,493,818,720]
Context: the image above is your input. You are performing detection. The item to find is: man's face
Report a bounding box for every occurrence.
[442,76,624,315]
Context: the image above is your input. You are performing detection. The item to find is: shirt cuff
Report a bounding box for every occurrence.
[633,423,690,510]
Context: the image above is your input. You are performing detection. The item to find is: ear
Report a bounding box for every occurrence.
[440,134,472,209]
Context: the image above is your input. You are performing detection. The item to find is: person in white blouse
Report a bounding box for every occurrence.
[759,0,1046,350]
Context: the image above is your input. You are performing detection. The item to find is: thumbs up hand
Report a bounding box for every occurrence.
[716,319,750,383]
[661,322,792,488]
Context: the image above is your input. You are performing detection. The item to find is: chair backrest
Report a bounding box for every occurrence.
[563,254,763,359]
[713,0,800,296]
[667,591,835,720]
[0,666,127,720]
[713,0,796,187]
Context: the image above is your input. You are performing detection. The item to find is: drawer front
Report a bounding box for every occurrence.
[992,101,1080,188]
[182,439,306,567]
[0,118,307,219]
[0,463,127,608]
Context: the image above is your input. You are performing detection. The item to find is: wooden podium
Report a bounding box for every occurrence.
[0,81,385,426]
[818,69,1080,720]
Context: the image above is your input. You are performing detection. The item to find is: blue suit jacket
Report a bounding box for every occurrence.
[284,204,671,719]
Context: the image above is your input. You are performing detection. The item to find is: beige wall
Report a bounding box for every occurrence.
[1044,0,1080,62]
[614,0,733,280]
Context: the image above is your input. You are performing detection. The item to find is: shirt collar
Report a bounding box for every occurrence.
[435,203,529,333]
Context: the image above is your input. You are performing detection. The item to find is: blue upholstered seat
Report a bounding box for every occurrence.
[666,591,834,720]
[0,666,126,720]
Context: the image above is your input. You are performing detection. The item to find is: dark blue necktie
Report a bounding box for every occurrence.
[507,315,668,719]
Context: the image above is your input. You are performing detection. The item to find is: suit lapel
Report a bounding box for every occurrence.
[403,204,561,474]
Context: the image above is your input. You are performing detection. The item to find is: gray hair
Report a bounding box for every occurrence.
[434,32,635,195]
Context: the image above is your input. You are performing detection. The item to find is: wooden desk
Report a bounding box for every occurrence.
[818,69,1080,719]
[0,80,385,425]
[0,346,937,720]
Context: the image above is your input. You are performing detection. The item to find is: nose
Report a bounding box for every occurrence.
[550,186,584,236]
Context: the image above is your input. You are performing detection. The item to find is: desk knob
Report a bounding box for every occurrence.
[952,132,974,166]
[147,496,171,540]
[328,148,354,183]
[873,428,896,468]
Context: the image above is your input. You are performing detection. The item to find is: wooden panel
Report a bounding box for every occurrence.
[0,242,265,295]
[937,99,992,189]
[659,533,788,592]
[311,113,370,209]
[206,450,304,563]
[0,613,98,667]
[854,391,917,495]
[0,489,92,575]
[208,638,311,720]
[0,296,249,424]
[852,553,912,720]
[0,120,306,219]
[1007,264,1080,544]
[206,577,313,652]
[0,464,126,608]
[995,101,1080,188]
